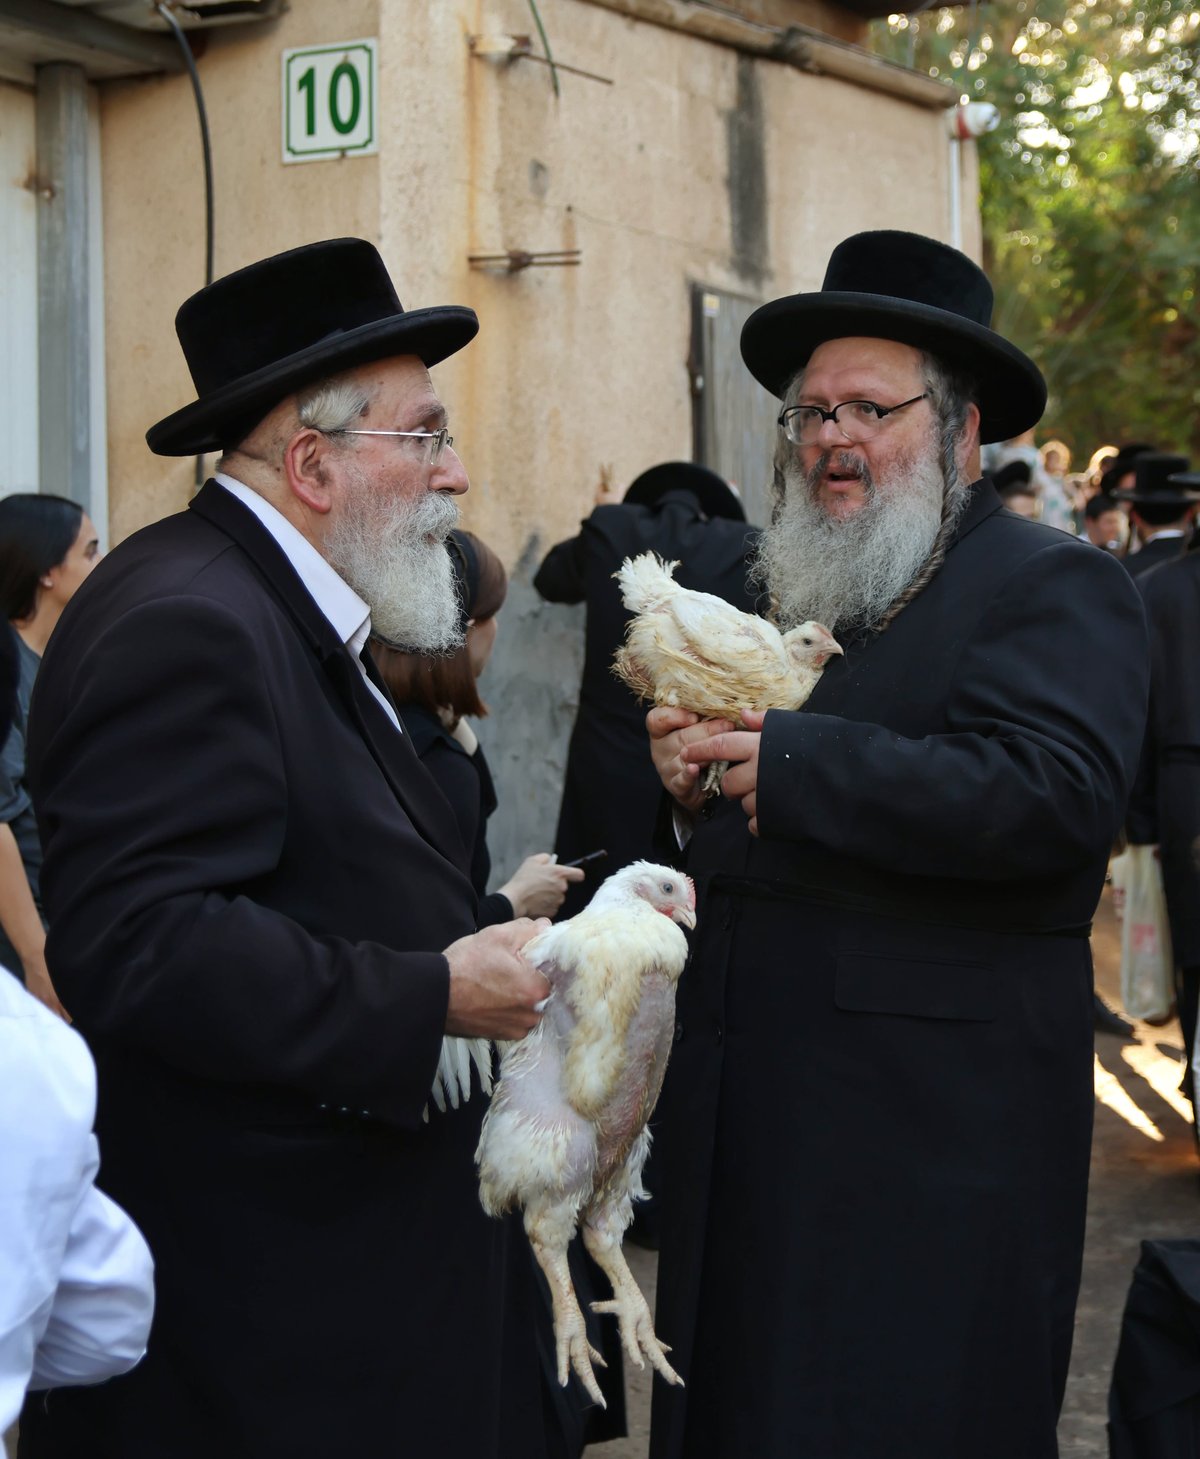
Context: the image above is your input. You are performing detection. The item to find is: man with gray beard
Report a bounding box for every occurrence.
[645,232,1149,1459]
[19,241,551,1459]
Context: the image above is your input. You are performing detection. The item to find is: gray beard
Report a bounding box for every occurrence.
[753,444,968,635]
[325,468,463,652]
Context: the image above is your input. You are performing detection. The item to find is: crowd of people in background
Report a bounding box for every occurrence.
[984,435,1200,572]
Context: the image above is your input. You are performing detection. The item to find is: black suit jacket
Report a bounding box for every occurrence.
[534,489,759,912]
[20,482,544,1459]
[1125,551,1200,964]
[1125,533,1188,578]
[650,484,1149,1459]
[400,702,514,928]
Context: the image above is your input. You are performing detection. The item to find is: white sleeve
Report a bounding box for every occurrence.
[29,1132,155,1390]
[0,979,154,1426]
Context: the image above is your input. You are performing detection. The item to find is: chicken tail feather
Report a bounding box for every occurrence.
[613,553,680,613]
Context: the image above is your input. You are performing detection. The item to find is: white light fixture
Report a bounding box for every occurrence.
[950,102,1001,140]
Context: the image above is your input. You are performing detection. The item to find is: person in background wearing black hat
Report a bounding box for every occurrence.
[1124,459,1200,1118]
[1102,441,1157,501]
[645,231,1148,1459]
[1113,452,1199,579]
[18,241,552,1459]
[534,462,759,921]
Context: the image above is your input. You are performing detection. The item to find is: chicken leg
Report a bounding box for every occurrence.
[582,1205,683,1387]
[527,1203,608,1406]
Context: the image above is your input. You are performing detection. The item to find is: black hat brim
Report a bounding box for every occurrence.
[740,293,1046,446]
[146,306,479,457]
[623,462,746,522]
[1114,487,1200,506]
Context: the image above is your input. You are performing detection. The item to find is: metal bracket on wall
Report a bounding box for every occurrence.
[467,34,614,87]
[467,249,582,274]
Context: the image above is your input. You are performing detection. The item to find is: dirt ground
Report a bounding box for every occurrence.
[591,886,1199,1459]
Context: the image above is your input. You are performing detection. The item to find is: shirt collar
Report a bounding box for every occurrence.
[215,474,372,652]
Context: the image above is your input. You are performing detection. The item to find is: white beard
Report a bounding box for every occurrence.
[325,465,463,652]
[754,441,966,635]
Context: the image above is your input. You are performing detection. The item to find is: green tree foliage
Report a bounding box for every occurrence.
[867,0,1200,459]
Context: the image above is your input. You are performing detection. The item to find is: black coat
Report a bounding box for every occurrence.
[1125,552,1200,966]
[534,489,759,914]
[1124,533,1188,579]
[19,483,544,1459]
[649,484,1149,1459]
[1109,1239,1200,1456]
[400,704,514,928]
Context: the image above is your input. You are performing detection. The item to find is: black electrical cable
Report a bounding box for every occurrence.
[156,2,214,490]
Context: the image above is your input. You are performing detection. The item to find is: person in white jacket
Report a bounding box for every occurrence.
[0,939,154,1432]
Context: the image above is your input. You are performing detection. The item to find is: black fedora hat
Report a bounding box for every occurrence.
[1113,453,1199,506]
[622,461,745,522]
[739,230,1046,445]
[146,238,479,457]
[1100,442,1156,484]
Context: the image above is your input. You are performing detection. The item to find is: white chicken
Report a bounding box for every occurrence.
[613,552,842,791]
[476,861,695,1404]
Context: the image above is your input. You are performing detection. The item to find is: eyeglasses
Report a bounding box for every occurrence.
[326,426,455,466]
[778,393,929,446]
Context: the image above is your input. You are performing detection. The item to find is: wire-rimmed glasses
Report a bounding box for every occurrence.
[778,393,929,446]
[326,426,455,466]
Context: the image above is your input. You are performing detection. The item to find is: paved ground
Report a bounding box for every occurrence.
[592,887,1199,1458]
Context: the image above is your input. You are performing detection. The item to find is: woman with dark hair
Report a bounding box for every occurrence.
[0,494,102,1014]
[371,528,581,924]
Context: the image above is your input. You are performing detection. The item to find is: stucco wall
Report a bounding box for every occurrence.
[95,0,964,876]
[99,0,382,544]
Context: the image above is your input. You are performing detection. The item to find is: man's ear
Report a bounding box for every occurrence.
[956,401,983,476]
[282,428,337,516]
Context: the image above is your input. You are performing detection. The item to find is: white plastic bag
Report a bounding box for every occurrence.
[1111,846,1174,1023]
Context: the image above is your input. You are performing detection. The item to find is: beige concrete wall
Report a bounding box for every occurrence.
[98,0,960,549]
[100,0,381,544]
[378,0,958,562]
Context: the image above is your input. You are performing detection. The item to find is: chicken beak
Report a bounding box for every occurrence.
[673,905,697,930]
[813,625,843,668]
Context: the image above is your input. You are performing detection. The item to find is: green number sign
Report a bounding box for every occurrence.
[283,40,377,163]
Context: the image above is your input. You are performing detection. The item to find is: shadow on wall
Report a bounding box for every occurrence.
[476,532,584,883]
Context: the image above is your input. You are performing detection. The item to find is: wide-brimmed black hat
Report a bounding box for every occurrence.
[1100,442,1156,485]
[622,462,745,522]
[147,238,479,456]
[740,230,1046,445]
[1113,453,1199,506]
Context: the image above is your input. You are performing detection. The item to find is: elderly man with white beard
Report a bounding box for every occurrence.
[645,232,1149,1459]
[18,240,552,1459]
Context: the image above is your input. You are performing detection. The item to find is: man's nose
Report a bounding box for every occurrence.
[814,412,850,446]
[432,446,469,496]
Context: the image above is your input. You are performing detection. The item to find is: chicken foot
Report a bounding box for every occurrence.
[701,760,729,797]
[528,1228,609,1407]
[582,1218,684,1387]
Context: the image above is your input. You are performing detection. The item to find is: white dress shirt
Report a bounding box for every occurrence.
[215,474,401,731]
[0,971,155,1427]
